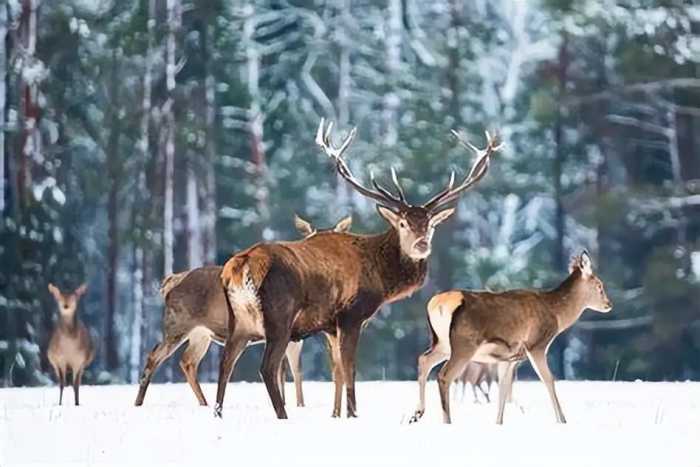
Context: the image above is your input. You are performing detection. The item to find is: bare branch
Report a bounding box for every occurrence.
[576,315,653,331]
[606,115,671,138]
[565,78,700,107]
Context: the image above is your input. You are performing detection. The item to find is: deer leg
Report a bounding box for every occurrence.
[134,338,183,406]
[285,340,304,407]
[410,347,448,423]
[324,332,344,418]
[213,333,249,418]
[497,361,517,403]
[472,383,481,403]
[478,381,490,403]
[73,367,83,406]
[338,324,361,418]
[56,366,66,406]
[180,334,212,406]
[484,371,494,403]
[277,359,287,407]
[260,335,292,419]
[527,348,566,423]
[508,364,517,403]
[437,352,472,424]
[496,361,517,425]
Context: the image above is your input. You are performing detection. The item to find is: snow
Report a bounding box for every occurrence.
[1,381,698,466]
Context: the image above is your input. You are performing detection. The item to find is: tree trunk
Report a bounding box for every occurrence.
[551,32,569,378]
[202,22,217,265]
[129,0,155,383]
[106,177,119,371]
[186,156,202,268]
[553,33,569,272]
[163,0,181,276]
[0,3,6,214]
[434,0,462,292]
[335,0,351,210]
[105,51,122,373]
[129,246,144,382]
[19,0,39,209]
[245,9,268,233]
[383,0,401,147]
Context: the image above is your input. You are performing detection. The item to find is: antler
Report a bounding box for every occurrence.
[316,118,405,209]
[423,129,503,212]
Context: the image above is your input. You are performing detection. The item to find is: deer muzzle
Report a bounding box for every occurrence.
[412,238,430,256]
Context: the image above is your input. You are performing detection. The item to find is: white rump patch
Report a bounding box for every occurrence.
[225,265,265,338]
[428,305,453,354]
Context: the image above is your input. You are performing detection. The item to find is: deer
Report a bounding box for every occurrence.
[47,283,94,406]
[458,362,498,403]
[410,250,612,424]
[213,119,501,420]
[134,214,352,408]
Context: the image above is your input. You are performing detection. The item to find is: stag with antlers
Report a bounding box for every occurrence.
[134,215,352,408]
[214,119,502,419]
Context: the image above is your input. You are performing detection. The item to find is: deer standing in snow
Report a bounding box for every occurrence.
[411,251,612,424]
[458,362,498,403]
[134,215,352,407]
[47,283,94,405]
[214,119,501,419]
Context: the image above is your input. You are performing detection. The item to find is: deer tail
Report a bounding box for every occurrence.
[159,271,190,299]
[220,247,271,317]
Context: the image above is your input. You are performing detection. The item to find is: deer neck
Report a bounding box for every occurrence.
[58,307,78,330]
[370,229,428,301]
[545,271,589,333]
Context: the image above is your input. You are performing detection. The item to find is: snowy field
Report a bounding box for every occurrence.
[1,381,698,467]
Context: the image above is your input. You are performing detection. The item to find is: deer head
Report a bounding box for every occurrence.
[48,283,88,317]
[316,119,502,260]
[294,214,353,238]
[569,251,612,313]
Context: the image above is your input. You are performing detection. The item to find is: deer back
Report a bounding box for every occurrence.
[220,230,428,339]
[162,265,229,339]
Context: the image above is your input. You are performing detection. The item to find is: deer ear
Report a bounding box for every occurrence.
[580,250,593,277]
[294,214,315,238]
[334,215,352,233]
[429,207,455,227]
[48,283,60,299]
[376,205,400,229]
[75,283,88,297]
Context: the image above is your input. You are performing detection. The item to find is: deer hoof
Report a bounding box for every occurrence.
[213,403,223,418]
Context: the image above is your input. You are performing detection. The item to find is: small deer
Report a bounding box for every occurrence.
[47,283,94,406]
[214,119,500,419]
[458,362,497,403]
[411,251,612,424]
[134,215,352,407]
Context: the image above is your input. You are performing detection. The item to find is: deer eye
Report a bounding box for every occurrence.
[399,220,407,229]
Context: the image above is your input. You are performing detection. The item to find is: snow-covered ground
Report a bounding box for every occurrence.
[1,381,698,466]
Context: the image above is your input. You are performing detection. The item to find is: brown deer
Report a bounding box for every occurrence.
[214,119,501,419]
[134,214,352,407]
[47,283,94,406]
[458,362,497,403]
[411,250,612,424]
